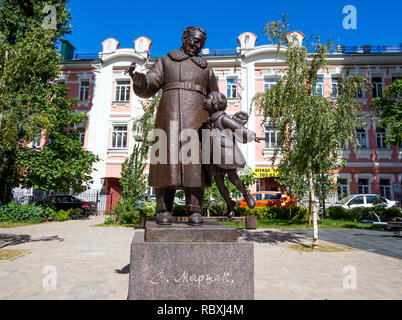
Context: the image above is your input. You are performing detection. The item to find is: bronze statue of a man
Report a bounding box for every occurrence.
[128,26,218,226]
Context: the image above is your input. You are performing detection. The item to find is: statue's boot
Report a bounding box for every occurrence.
[156,212,172,225]
[245,194,256,209]
[188,212,204,226]
[227,200,236,219]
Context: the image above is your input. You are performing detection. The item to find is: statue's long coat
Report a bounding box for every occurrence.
[134,49,218,188]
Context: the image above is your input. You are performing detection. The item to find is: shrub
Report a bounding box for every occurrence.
[327,207,349,220]
[70,208,84,219]
[139,202,157,217]
[234,205,309,220]
[0,203,52,223]
[55,210,69,222]
[114,201,140,225]
[327,206,402,221]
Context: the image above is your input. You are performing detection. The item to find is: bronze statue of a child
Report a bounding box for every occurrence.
[203,91,258,218]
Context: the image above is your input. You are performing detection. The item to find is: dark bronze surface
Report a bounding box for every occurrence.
[145,221,238,242]
[129,27,219,225]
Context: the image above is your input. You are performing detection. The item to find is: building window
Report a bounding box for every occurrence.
[376,127,388,149]
[380,179,391,199]
[356,128,367,148]
[256,179,261,192]
[337,178,348,198]
[79,80,90,102]
[115,80,131,102]
[111,126,128,149]
[78,128,85,146]
[264,78,280,92]
[313,77,323,96]
[332,77,338,98]
[227,78,237,98]
[372,77,383,98]
[358,178,370,194]
[355,87,365,99]
[265,126,278,149]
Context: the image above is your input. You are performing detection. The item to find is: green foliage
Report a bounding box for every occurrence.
[70,208,84,219]
[119,145,148,207]
[17,93,100,194]
[327,206,402,222]
[110,96,161,225]
[0,1,98,203]
[0,203,54,223]
[371,79,402,146]
[253,15,366,233]
[54,209,69,222]
[235,205,309,220]
[109,201,157,225]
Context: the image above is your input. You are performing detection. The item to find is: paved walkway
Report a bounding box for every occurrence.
[0,217,401,300]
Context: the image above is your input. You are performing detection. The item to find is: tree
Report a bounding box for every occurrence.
[17,85,99,196]
[371,79,402,147]
[253,15,366,246]
[119,95,161,206]
[0,0,93,203]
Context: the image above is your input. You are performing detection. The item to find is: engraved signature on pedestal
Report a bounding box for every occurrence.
[150,271,235,288]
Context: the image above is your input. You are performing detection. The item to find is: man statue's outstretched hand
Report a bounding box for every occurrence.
[125,62,147,88]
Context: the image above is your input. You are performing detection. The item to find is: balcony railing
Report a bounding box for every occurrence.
[307,45,402,54]
[62,53,100,61]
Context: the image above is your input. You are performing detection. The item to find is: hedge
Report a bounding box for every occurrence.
[327,206,402,222]
[0,203,55,223]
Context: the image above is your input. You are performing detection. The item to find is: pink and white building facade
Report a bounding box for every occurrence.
[61,31,402,202]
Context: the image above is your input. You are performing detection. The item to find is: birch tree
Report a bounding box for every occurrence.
[254,16,366,246]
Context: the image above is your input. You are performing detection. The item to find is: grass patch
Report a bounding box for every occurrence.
[0,221,49,229]
[92,223,138,228]
[0,249,30,260]
[221,219,384,230]
[284,243,353,253]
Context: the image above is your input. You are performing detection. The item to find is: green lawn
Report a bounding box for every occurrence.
[0,221,51,228]
[92,223,138,228]
[222,219,384,230]
[93,218,383,231]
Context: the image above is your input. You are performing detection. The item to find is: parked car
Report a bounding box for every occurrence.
[328,194,401,210]
[35,194,97,216]
[238,191,293,208]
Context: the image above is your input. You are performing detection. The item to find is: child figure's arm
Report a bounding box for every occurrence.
[221,116,256,143]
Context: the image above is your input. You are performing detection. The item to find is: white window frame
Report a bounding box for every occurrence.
[313,77,323,96]
[115,80,131,102]
[337,178,349,198]
[358,178,370,194]
[264,78,280,92]
[379,178,392,199]
[331,77,338,98]
[79,80,90,102]
[78,128,86,146]
[376,127,389,149]
[356,128,368,149]
[226,78,237,99]
[111,125,128,149]
[372,77,383,98]
[264,125,279,149]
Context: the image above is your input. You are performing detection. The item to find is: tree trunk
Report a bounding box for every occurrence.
[308,167,318,247]
[0,151,17,204]
[322,198,326,220]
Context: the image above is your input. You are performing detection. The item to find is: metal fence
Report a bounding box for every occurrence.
[11,189,122,213]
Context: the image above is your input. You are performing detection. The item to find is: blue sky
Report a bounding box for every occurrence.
[65,0,401,57]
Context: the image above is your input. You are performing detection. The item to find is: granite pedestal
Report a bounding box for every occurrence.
[128,222,254,300]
